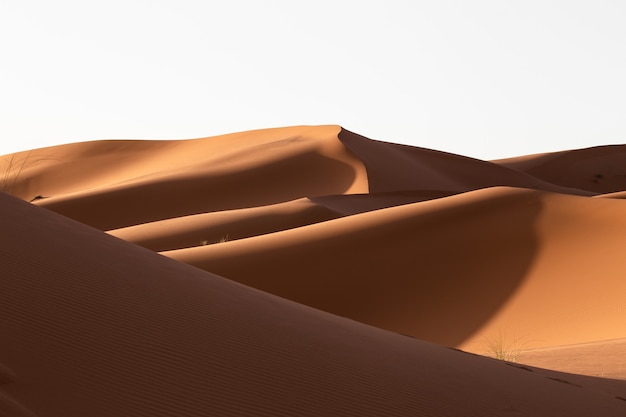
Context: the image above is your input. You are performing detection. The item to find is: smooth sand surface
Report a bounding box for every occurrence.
[493,144,626,194]
[2,125,626,415]
[519,338,626,379]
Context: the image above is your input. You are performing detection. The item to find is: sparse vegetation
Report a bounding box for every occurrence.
[0,151,54,198]
[1,152,31,195]
[484,330,525,362]
[200,234,229,246]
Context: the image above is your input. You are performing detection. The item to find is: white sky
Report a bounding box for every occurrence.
[1,0,625,160]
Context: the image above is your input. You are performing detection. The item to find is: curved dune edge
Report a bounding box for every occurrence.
[594,190,626,199]
[108,197,344,252]
[165,186,542,348]
[337,128,594,195]
[162,186,626,353]
[1,192,626,416]
[24,125,368,230]
[493,144,626,194]
[460,191,626,351]
[108,191,457,252]
[2,124,626,402]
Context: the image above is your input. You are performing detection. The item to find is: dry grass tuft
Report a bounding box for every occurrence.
[484,330,526,362]
[1,151,55,197]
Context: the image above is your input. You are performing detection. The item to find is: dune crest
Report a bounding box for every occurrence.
[493,144,626,193]
[2,125,626,415]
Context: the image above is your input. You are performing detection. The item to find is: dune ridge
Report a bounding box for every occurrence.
[338,128,593,195]
[2,124,626,415]
[2,191,626,416]
[494,144,626,193]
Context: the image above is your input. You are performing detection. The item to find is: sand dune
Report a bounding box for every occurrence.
[165,186,542,348]
[2,191,626,416]
[338,128,592,195]
[19,126,368,230]
[519,338,626,380]
[2,125,626,415]
[494,144,626,193]
[162,187,626,353]
[13,125,593,230]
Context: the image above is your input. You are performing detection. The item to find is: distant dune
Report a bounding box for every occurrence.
[2,125,626,416]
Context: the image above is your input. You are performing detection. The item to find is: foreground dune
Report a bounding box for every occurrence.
[2,125,626,415]
[2,192,626,416]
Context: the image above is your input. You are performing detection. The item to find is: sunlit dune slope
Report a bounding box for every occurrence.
[4,193,626,416]
[9,125,594,232]
[166,186,540,347]
[16,125,368,230]
[519,338,626,380]
[162,186,626,352]
[2,124,626,392]
[3,125,625,353]
[108,191,456,252]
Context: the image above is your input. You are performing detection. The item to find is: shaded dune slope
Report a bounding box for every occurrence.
[12,125,597,231]
[164,187,626,352]
[109,191,456,252]
[21,126,368,230]
[494,144,626,194]
[109,198,344,252]
[337,128,592,195]
[166,186,542,347]
[2,123,626,396]
[6,126,626,349]
[4,193,626,416]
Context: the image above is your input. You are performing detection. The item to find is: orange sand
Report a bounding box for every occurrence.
[2,125,626,416]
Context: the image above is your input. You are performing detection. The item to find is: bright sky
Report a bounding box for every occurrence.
[1,1,625,160]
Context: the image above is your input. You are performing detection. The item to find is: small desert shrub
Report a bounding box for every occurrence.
[484,330,525,362]
[200,235,229,246]
[1,153,30,195]
[1,151,55,197]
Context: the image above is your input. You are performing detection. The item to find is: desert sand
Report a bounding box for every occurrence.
[2,125,626,416]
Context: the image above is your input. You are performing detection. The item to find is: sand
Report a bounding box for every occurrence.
[2,125,626,416]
